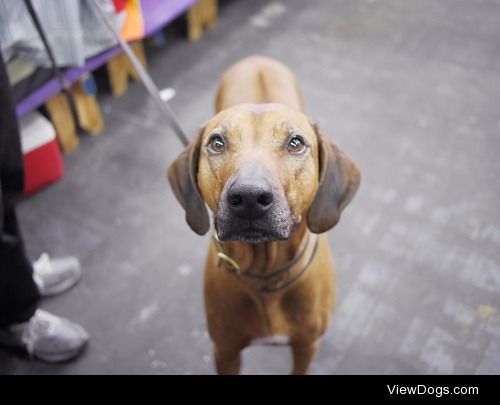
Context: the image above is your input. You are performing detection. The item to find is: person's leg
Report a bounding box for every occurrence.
[0,51,40,329]
[0,208,41,328]
[0,206,89,363]
[0,53,88,363]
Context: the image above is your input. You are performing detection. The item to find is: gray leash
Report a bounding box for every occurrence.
[91,0,190,147]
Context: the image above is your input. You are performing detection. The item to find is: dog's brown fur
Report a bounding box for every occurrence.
[168,56,360,374]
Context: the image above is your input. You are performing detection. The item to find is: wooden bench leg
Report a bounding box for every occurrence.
[188,0,218,42]
[107,40,147,97]
[107,52,131,97]
[45,92,79,153]
[188,2,203,41]
[205,0,218,29]
[70,80,104,136]
[126,41,147,81]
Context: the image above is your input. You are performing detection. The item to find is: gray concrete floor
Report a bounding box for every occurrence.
[1,0,500,374]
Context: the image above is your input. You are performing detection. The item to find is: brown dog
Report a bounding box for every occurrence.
[168,56,360,374]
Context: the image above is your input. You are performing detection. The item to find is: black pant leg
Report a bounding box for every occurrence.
[0,209,40,328]
[0,53,40,328]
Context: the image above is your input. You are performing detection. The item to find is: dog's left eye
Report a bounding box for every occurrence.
[208,134,225,154]
[287,135,306,154]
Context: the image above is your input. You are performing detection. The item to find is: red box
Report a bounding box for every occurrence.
[19,112,65,195]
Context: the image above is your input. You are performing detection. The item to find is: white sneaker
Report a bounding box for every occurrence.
[33,253,82,297]
[0,309,89,363]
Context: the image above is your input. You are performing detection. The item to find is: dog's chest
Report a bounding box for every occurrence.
[250,335,290,346]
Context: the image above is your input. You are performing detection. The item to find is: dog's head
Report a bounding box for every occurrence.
[168,104,360,243]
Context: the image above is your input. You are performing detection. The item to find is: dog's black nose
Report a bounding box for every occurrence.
[227,179,274,218]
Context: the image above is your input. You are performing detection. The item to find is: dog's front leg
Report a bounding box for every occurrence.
[214,343,243,375]
[290,340,319,375]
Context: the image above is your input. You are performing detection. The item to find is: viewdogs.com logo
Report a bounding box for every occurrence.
[387,384,478,398]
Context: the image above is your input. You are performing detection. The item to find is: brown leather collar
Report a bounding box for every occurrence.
[213,232,320,293]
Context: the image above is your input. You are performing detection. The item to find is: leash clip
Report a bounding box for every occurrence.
[217,252,241,274]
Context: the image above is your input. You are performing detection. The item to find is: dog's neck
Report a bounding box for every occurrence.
[214,221,310,274]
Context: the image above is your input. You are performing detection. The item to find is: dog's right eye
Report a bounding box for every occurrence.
[287,135,307,155]
[207,134,226,154]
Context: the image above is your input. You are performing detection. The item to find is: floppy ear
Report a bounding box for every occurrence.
[167,128,210,235]
[307,124,361,234]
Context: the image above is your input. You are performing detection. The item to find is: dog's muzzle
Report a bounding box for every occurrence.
[226,177,274,219]
[214,164,293,243]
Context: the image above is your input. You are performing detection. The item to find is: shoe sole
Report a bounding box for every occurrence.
[39,265,82,297]
[35,339,89,363]
[0,334,89,363]
[0,322,89,363]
